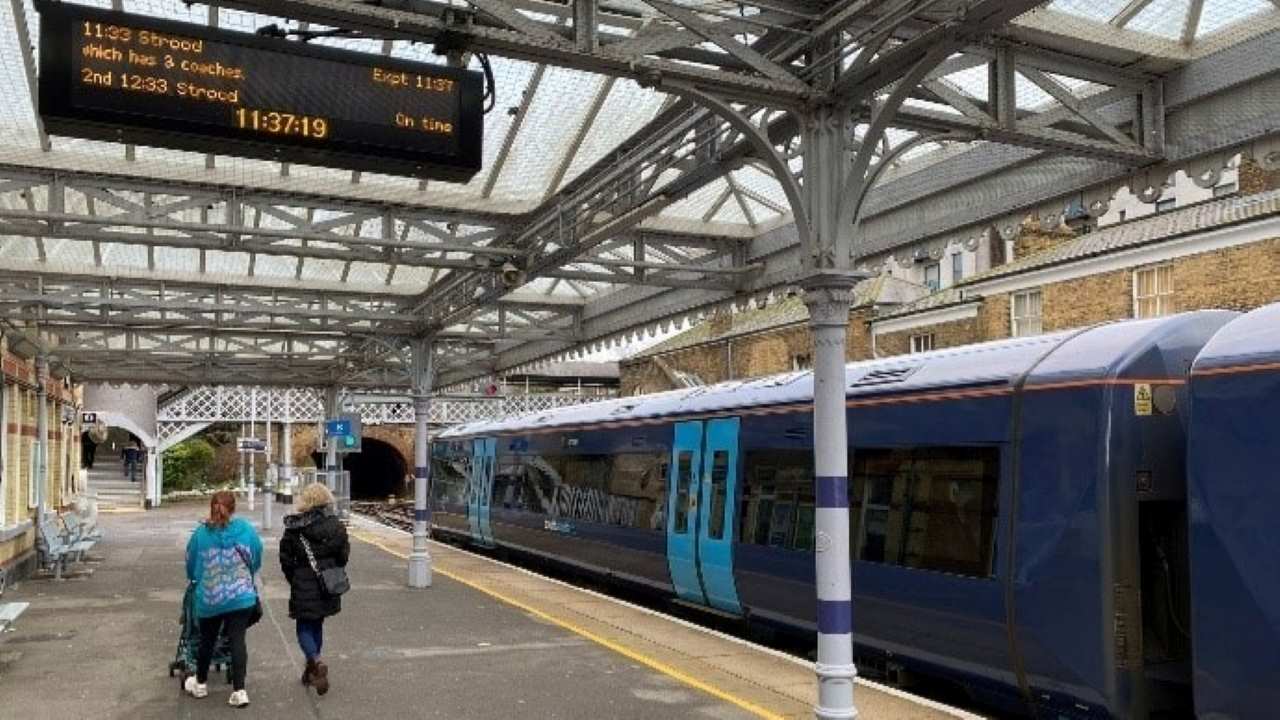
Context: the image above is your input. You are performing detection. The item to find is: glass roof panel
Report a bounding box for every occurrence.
[206,250,249,276]
[490,67,607,201]
[559,80,668,193]
[300,258,345,283]
[1048,0,1130,23]
[153,246,200,272]
[1127,0,1192,38]
[253,253,297,279]
[1047,0,1279,43]
[0,237,39,261]
[101,242,149,269]
[662,177,731,221]
[1200,0,1277,34]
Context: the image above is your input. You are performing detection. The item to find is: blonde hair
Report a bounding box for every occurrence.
[296,482,335,513]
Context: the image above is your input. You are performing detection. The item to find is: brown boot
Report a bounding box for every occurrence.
[312,659,329,696]
[302,660,316,687]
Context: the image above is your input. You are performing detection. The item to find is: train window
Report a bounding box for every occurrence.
[739,450,815,551]
[675,451,693,534]
[850,447,1000,578]
[708,450,729,539]
[516,449,667,529]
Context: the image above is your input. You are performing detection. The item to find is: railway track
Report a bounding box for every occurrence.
[349,500,413,532]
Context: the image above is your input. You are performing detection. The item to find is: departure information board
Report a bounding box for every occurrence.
[37,2,483,181]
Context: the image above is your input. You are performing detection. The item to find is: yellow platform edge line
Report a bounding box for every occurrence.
[351,529,789,720]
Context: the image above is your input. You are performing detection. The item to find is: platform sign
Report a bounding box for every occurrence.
[36,1,484,181]
[325,415,362,453]
[237,437,267,453]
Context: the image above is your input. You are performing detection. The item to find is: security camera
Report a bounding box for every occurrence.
[500,261,525,288]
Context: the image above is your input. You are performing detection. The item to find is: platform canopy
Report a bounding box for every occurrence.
[1,0,1278,388]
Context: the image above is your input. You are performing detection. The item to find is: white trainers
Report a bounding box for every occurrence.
[228,689,250,708]
[183,676,208,699]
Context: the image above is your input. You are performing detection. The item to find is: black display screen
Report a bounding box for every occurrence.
[37,2,483,181]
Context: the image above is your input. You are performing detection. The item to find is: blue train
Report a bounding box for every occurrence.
[430,303,1280,719]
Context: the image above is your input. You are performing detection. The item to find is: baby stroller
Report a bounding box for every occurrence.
[168,582,233,684]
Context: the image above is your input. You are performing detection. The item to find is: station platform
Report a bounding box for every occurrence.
[0,502,976,719]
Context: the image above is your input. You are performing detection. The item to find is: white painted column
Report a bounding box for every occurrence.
[34,356,49,520]
[145,446,159,508]
[324,387,339,495]
[408,338,433,588]
[803,275,859,720]
[280,389,293,504]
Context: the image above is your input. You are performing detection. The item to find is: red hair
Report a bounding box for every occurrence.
[208,490,236,528]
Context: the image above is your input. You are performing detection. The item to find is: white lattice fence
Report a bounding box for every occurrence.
[158,387,597,428]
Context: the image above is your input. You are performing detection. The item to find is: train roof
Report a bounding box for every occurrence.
[1193,301,1280,372]
[440,310,1236,439]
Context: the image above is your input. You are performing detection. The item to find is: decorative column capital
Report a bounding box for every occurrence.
[801,271,867,328]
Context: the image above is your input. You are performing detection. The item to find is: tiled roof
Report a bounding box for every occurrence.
[628,275,925,360]
[872,287,977,321]
[968,189,1280,284]
[876,189,1280,322]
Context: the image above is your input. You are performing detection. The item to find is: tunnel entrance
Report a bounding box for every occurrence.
[309,437,408,500]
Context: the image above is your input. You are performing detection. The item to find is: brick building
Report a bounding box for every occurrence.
[621,276,926,395]
[0,335,84,581]
[620,168,1280,394]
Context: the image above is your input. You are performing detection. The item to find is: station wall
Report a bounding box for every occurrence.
[0,336,83,581]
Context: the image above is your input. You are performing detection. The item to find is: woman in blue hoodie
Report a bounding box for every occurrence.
[183,490,263,708]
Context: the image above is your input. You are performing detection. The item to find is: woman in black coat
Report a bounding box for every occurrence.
[279,482,350,696]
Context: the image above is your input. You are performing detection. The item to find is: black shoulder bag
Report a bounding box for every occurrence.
[299,535,350,596]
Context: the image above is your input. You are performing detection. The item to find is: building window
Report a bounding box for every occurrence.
[923,263,940,292]
[1212,182,1237,198]
[951,253,964,285]
[1011,289,1043,337]
[1155,198,1176,213]
[910,333,935,354]
[791,353,812,371]
[1134,264,1175,318]
[850,446,1001,578]
[1118,209,1127,222]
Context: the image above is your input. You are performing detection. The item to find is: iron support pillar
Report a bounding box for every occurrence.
[280,395,293,503]
[803,273,860,720]
[34,356,49,520]
[324,386,339,495]
[408,338,434,589]
[798,106,863,720]
[238,421,247,490]
[145,445,159,508]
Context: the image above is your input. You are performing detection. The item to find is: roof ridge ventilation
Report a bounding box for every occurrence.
[850,365,918,388]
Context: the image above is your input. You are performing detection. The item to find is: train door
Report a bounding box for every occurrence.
[468,437,495,546]
[666,418,742,614]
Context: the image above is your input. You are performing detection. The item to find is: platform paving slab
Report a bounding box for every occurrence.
[0,504,757,720]
[349,517,980,720]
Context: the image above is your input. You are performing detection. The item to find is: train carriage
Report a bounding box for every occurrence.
[1186,303,1280,720]
[433,310,1239,718]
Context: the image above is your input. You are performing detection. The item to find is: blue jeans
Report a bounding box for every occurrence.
[296,618,324,661]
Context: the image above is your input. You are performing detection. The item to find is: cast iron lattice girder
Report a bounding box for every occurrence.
[442,64,1280,386]
[405,3,1160,332]
[0,169,747,290]
[219,0,827,105]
